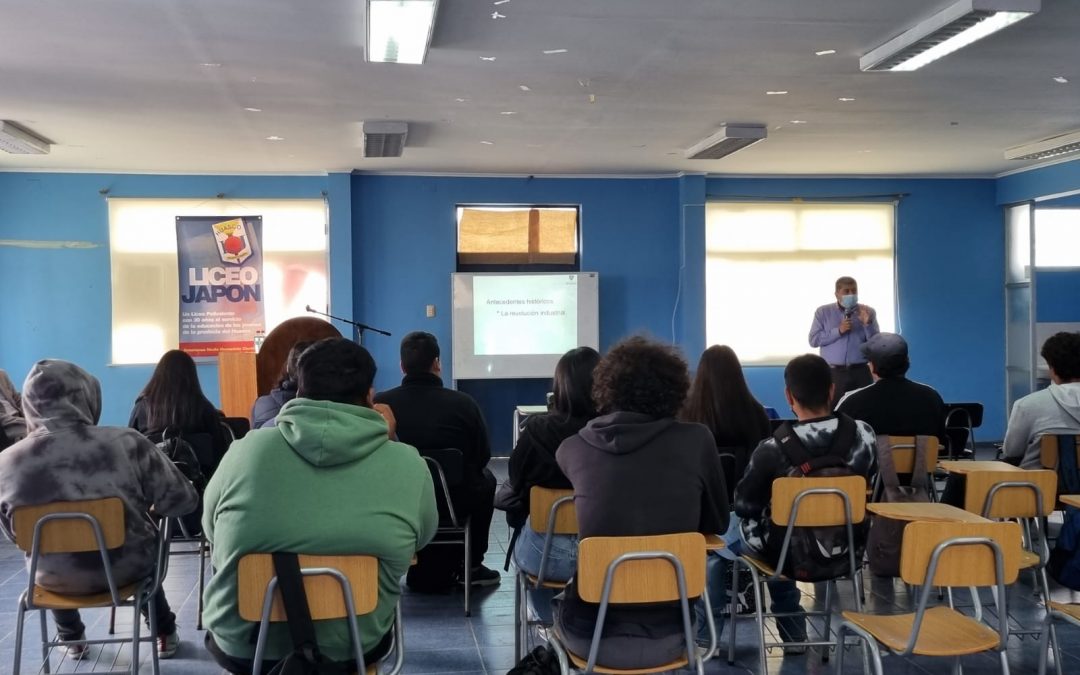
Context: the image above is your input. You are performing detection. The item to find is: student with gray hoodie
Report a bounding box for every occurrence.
[1003,331,1080,468]
[0,360,199,659]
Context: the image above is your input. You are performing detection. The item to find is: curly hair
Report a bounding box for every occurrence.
[592,336,689,418]
[1041,332,1080,381]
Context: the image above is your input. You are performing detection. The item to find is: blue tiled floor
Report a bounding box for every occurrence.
[2,457,1080,674]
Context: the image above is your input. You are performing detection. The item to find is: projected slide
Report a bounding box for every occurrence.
[473,275,578,356]
[452,272,599,379]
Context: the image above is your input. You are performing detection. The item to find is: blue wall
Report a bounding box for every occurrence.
[352,175,684,453]
[8,163,1080,445]
[703,178,1006,437]
[0,172,352,426]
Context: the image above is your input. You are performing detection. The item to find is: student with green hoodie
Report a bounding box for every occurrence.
[202,338,438,674]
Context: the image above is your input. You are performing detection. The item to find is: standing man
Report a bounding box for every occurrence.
[809,276,879,407]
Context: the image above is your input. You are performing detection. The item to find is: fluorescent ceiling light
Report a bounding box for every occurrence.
[366,0,439,65]
[0,121,51,155]
[686,125,767,160]
[362,121,409,157]
[860,0,1039,72]
[1005,130,1080,161]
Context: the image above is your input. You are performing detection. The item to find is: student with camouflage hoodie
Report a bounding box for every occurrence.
[0,359,199,659]
[202,337,438,674]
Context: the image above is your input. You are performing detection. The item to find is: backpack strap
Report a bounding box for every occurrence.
[271,552,322,665]
[874,435,902,490]
[910,436,931,490]
[773,419,848,476]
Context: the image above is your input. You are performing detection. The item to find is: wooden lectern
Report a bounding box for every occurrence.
[218,317,342,421]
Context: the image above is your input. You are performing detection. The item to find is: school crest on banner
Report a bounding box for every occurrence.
[176,215,265,357]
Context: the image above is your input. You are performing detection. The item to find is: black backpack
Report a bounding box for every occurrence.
[765,414,867,582]
[156,428,208,493]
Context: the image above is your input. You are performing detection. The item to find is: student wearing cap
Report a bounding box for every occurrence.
[835,332,946,445]
[808,277,879,407]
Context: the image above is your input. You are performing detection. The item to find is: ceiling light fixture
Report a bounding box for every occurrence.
[815,49,837,56]
[244,107,263,112]
[1053,76,1069,84]
[860,0,1039,72]
[766,90,788,95]
[838,97,856,101]
[686,124,767,160]
[265,136,285,141]
[362,120,408,157]
[366,0,439,65]
[0,121,51,154]
[790,120,808,124]
[1005,129,1080,161]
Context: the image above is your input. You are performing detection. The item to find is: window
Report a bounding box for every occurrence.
[108,198,328,364]
[1034,208,1080,267]
[456,205,579,270]
[705,201,896,365]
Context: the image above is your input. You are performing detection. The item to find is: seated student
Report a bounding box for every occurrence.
[725,354,877,651]
[835,332,946,444]
[554,336,728,670]
[0,360,198,659]
[0,368,22,411]
[0,367,27,449]
[375,331,500,589]
[503,347,600,620]
[129,349,229,474]
[251,340,311,428]
[680,345,771,636]
[941,331,1080,505]
[202,338,437,674]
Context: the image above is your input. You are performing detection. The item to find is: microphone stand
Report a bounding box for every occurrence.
[305,305,391,347]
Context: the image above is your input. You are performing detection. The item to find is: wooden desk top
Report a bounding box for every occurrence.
[938,460,1024,475]
[867,502,991,523]
[704,534,725,551]
[1061,495,1080,509]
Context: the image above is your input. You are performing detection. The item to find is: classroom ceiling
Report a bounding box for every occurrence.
[1,0,1079,177]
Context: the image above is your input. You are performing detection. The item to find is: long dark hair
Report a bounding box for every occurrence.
[682,345,769,450]
[139,350,212,431]
[551,347,600,419]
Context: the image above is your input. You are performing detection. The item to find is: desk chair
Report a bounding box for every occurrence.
[836,520,1021,675]
[238,553,403,675]
[944,403,983,460]
[11,497,171,675]
[514,487,576,661]
[546,533,709,675]
[877,435,940,501]
[729,475,867,673]
[422,449,473,616]
[964,469,1060,674]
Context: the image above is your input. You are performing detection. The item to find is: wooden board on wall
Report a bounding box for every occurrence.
[219,351,257,420]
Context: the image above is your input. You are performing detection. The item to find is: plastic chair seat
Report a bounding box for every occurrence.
[1049,601,1080,621]
[841,606,999,656]
[31,582,140,610]
[525,573,568,590]
[1019,550,1041,569]
[556,627,691,675]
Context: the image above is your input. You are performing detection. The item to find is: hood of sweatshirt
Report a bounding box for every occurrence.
[22,360,102,433]
[275,397,390,467]
[1050,382,1080,425]
[577,411,675,455]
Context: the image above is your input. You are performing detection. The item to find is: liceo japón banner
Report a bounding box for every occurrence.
[176,215,265,357]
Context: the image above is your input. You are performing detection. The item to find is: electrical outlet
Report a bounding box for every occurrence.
[425,304,436,318]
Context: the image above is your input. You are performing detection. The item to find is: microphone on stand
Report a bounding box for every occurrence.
[304,305,391,346]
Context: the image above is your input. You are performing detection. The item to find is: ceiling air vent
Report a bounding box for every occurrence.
[1004,130,1080,161]
[363,121,408,158]
[686,125,766,160]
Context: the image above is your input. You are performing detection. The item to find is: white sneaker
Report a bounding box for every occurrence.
[157,630,180,659]
[63,638,90,661]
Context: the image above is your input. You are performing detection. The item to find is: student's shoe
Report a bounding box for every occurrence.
[157,630,180,659]
[458,564,502,587]
[781,643,808,656]
[62,635,90,661]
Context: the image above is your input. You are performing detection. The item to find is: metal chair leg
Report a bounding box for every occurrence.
[197,535,207,630]
[821,580,835,664]
[728,560,739,665]
[463,520,472,617]
[12,594,28,675]
[147,590,161,675]
[514,572,526,661]
[39,609,50,674]
[131,593,141,675]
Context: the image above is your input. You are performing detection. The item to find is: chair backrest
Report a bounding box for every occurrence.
[770,475,867,527]
[12,497,125,553]
[576,533,705,604]
[887,435,940,475]
[237,553,379,622]
[1040,435,1080,470]
[223,416,251,440]
[899,521,1022,587]
[423,448,464,487]
[944,402,984,428]
[528,487,576,535]
[963,469,1057,519]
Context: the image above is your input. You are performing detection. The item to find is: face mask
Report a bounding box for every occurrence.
[840,294,858,310]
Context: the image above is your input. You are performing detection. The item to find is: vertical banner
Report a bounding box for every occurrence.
[176,215,265,357]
